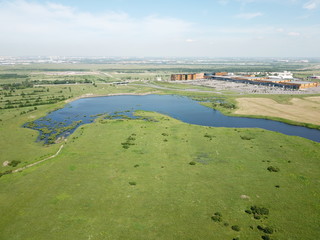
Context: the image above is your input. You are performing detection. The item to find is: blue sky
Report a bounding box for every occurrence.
[0,0,319,57]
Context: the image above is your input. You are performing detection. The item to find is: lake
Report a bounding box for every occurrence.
[25,94,320,143]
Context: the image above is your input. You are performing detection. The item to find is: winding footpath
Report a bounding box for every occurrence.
[12,145,64,173]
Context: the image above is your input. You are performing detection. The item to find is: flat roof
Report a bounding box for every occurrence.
[288,81,316,84]
[262,78,285,82]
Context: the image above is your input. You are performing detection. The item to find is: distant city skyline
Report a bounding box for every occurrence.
[0,0,319,57]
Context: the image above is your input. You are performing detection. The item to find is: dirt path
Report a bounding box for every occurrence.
[12,145,64,173]
[235,97,320,125]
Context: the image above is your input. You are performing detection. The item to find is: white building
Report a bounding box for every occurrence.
[268,71,293,79]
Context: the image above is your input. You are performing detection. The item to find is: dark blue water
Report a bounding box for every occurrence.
[26,95,320,143]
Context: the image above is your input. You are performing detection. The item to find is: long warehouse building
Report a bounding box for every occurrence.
[171,72,319,90]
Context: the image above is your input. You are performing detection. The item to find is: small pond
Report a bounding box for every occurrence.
[24,94,320,143]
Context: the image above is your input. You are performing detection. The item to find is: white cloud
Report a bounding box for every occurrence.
[0,0,319,57]
[0,0,193,55]
[288,32,301,36]
[235,12,263,19]
[217,26,274,35]
[303,0,320,10]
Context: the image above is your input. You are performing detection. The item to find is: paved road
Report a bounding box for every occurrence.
[130,83,224,94]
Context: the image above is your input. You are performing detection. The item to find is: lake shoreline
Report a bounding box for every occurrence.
[33,94,320,143]
[65,91,161,103]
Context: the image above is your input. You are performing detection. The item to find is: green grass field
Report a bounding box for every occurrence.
[0,110,319,240]
[1,63,320,240]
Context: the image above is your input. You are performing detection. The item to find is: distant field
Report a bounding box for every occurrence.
[235,97,320,125]
[1,61,317,73]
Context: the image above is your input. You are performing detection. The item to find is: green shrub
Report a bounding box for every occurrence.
[254,214,261,220]
[189,161,196,165]
[0,170,12,178]
[231,225,240,232]
[8,160,21,167]
[261,235,271,240]
[257,225,274,234]
[267,166,280,172]
[129,181,136,186]
[211,215,222,222]
[263,227,274,234]
[214,212,222,217]
[204,133,215,140]
[134,164,140,168]
[250,206,269,216]
[245,210,252,214]
[240,135,253,140]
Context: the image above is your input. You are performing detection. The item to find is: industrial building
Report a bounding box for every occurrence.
[210,75,318,90]
[171,71,319,90]
[267,71,293,79]
[281,81,319,89]
[171,73,204,81]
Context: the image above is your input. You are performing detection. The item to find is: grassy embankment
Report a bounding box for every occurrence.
[0,111,319,240]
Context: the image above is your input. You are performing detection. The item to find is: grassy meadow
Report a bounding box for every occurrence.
[0,111,320,240]
[0,63,320,240]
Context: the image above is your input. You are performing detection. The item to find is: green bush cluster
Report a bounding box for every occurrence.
[261,235,271,240]
[8,160,21,167]
[211,212,222,222]
[267,166,280,172]
[211,99,236,109]
[240,135,254,140]
[204,133,215,140]
[231,225,241,232]
[20,107,37,115]
[0,170,13,178]
[121,134,137,149]
[257,225,274,234]
[245,206,269,220]
[1,95,71,109]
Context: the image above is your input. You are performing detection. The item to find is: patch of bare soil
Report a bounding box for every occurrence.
[235,97,320,125]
